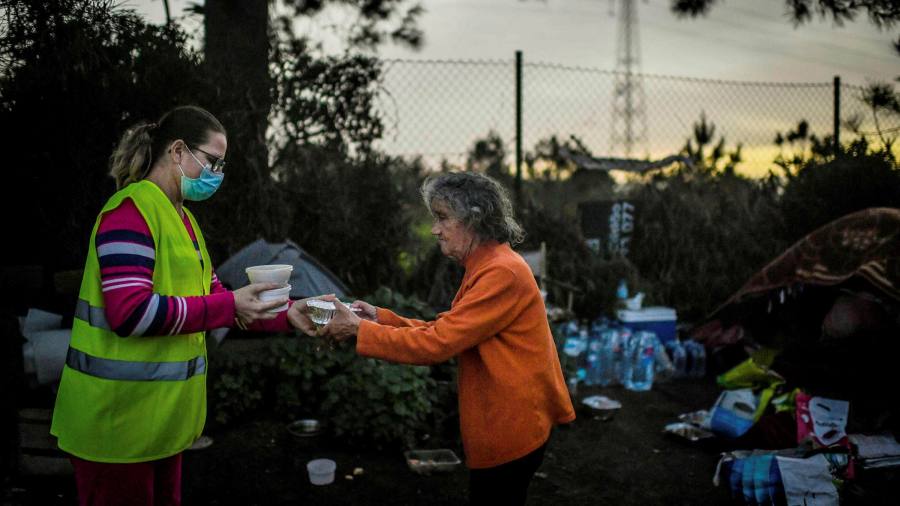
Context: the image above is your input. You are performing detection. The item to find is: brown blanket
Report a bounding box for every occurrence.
[712,207,900,316]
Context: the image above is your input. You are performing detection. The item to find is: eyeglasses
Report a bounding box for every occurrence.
[190,145,227,174]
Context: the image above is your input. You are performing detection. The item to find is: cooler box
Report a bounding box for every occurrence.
[616,306,677,343]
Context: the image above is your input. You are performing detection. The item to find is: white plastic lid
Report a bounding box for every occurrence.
[616,306,677,322]
[245,264,293,272]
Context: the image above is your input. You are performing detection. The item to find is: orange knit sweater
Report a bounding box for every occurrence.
[356,241,575,469]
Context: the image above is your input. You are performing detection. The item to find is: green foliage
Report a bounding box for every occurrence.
[320,358,437,448]
[265,287,447,447]
[681,112,743,175]
[859,82,900,150]
[670,0,900,30]
[0,0,210,270]
[628,170,785,321]
[208,355,271,427]
[779,148,900,243]
[270,35,385,153]
[364,285,437,320]
[271,336,350,417]
[518,205,640,319]
[277,0,424,50]
[466,130,509,182]
[273,148,423,295]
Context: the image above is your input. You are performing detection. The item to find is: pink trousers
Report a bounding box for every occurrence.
[69,453,182,506]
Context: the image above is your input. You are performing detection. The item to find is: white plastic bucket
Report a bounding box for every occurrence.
[307,458,336,485]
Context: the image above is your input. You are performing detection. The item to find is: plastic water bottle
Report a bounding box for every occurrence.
[686,341,706,378]
[615,326,632,385]
[666,340,688,378]
[585,331,603,386]
[624,331,657,391]
[616,279,629,311]
[653,337,675,382]
[597,328,618,386]
[575,329,590,378]
[562,332,582,359]
[616,279,629,300]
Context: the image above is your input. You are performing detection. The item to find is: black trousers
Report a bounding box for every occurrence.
[468,442,547,506]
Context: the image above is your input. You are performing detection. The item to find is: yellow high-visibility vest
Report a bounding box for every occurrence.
[51,180,212,463]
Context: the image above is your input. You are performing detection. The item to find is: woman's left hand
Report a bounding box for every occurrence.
[317,294,362,343]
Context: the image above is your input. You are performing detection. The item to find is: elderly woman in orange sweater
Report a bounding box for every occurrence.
[304,171,575,505]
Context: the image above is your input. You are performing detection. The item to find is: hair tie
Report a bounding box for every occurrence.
[147,122,158,131]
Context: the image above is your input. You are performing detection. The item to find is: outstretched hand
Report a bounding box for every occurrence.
[318,294,362,343]
[285,294,334,336]
[350,300,378,321]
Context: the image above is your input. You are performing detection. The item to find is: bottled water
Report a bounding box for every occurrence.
[666,340,688,378]
[615,326,632,385]
[624,331,657,391]
[597,328,620,387]
[562,333,582,358]
[585,331,603,386]
[685,341,706,378]
[653,338,675,382]
[576,329,590,380]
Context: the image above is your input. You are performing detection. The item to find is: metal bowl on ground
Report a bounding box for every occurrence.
[287,418,323,438]
[580,395,622,421]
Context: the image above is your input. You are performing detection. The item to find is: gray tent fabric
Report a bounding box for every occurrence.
[216,239,349,299]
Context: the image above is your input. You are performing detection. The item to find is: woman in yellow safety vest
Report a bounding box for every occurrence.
[51,105,291,506]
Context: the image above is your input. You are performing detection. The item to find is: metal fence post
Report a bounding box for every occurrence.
[833,75,841,156]
[515,50,523,207]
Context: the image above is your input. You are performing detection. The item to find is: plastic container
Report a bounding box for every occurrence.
[245,264,293,285]
[584,330,602,386]
[684,340,707,378]
[287,419,323,438]
[596,328,620,387]
[616,306,677,343]
[307,299,336,326]
[259,284,291,312]
[666,340,688,378]
[623,331,657,391]
[306,458,336,485]
[581,395,622,421]
[404,449,461,475]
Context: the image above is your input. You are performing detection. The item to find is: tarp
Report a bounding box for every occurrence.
[216,239,349,299]
[709,207,900,320]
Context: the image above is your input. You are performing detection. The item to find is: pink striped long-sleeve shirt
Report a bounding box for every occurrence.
[96,198,290,336]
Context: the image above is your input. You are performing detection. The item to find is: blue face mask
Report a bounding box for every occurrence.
[179,149,224,201]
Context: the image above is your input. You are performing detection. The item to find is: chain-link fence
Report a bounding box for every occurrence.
[374,57,898,176]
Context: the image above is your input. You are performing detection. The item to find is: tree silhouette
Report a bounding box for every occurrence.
[671,0,899,30]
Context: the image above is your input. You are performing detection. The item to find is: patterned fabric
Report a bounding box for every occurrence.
[96,198,234,336]
[711,207,900,317]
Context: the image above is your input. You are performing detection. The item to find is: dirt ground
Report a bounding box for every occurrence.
[5,378,738,505]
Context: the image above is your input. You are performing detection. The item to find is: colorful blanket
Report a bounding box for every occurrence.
[712,207,900,317]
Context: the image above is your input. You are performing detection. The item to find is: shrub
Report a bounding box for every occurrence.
[627,170,785,321]
[320,358,437,448]
[271,336,349,418]
[208,354,271,427]
[779,148,900,243]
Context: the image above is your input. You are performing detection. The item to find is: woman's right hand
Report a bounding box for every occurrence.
[233,283,288,327]
[350,300,378,321]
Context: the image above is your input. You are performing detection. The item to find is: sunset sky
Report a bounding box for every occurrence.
[130,0,899,176]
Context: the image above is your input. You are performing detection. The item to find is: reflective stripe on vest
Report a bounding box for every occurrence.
[75,298,111,331]
[66,347,206,381]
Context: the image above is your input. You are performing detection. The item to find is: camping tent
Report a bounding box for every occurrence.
[216,239,349,299]
[690,207,900,435]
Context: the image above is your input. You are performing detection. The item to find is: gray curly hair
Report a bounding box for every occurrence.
[421,171,525,246]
